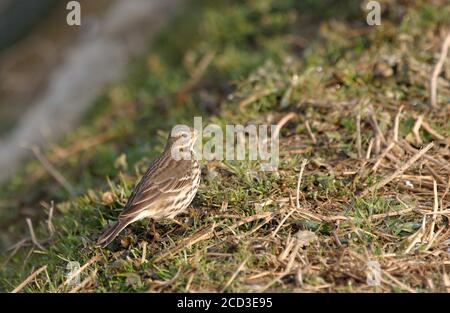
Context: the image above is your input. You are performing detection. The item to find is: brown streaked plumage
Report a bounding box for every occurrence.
[97,126,200,247]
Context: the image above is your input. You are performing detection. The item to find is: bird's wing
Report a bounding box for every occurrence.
[119,158,192,219]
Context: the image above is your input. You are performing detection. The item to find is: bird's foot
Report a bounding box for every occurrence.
[150,222,161,242]
[170,218,190,231]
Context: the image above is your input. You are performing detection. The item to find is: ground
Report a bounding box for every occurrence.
[0,0,449,292]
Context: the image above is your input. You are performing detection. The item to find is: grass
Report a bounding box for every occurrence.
[0,0,449,292]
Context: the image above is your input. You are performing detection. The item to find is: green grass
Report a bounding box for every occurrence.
[1,0,449,292]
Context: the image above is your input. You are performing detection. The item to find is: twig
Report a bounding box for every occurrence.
[176,51,216,102]
[272,112,297,139]
[26,218,46,251]
[305,120,317,144]
[1,239,26,271]
[150,268,182,291]
[278,233,294,261]
[356,113,362,158]
[271,210,295,239]
[325,208,416,222]
[430,31,450,108]
[366,139,374,160]
[404,216,426,254]
[59,254,100,290]
[185,272,195,292]
[153,223,217,263]
[428,179,439,242]
[221,212,273,233]
[69,269,97,293]
[442,177,450,201]
[262,231,313,291]
[444,270,450,293]
[239,214,274,238]
[239,89,277,110]
[11,265,47,293]
[295,207,324,222]
[46,201,55,237]
[371,141,395,173]
[381,270,416,293]
[29,133,114,185]
[424,163,446,185]
[400,140,450,172]
[349,250,415,293]
[296,159,308,210]
[49,132,113,163]
[369,208,414,221]
[425,227,445,252]
[141,242,148,264]
[31,146,76,196]
[393,106,403,142]
[361,142,434,196]
[285,241,302,273]
[412,115,424,145]
[370,112,387,145]
[221,256,250,292]
[259,274,284,292]
[5,237,28,252]
[420,118,446,141]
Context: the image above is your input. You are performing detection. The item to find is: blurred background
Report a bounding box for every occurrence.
[0,0,181,183]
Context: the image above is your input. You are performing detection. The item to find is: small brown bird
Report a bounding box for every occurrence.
[97,126,200,247]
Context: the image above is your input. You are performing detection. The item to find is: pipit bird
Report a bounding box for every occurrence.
[97,126,200,247]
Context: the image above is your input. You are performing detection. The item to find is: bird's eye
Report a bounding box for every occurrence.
[182,133,188,137]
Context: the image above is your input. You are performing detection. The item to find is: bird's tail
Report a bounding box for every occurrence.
[97,219,130,248]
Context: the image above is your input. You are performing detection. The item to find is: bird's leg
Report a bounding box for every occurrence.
[149,220,160,242]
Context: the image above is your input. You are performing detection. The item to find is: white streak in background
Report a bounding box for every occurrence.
[0,0,182,183]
